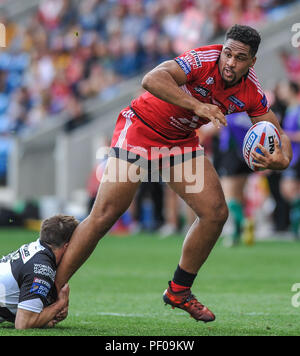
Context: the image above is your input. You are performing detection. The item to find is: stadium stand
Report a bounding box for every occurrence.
[0,0,298,136]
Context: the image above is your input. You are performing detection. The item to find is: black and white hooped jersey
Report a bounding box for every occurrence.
[0,239,57,323]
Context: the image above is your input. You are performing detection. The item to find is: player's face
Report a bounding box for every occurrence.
[219,39,256,87]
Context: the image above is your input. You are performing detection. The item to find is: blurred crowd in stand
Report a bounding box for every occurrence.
[0,0,297,137]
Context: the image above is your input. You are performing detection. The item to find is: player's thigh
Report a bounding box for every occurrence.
[90,157,144,219]
[166,155,228,220]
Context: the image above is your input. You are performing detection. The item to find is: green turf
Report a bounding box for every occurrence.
[0,228,299,336]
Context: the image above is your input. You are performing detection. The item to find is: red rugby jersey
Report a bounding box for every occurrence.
[131,44,269,140]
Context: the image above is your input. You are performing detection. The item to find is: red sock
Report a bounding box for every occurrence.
[170,281,190,293]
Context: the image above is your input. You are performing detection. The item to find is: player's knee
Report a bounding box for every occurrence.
[217,203,229,225]
[202,200,228,226]
[90,201,125,229]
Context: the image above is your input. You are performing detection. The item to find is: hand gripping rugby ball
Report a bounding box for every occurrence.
[242,121,281,171]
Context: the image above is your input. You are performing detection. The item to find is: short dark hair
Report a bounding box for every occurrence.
[40,215,79,248]
[225,24,261,57]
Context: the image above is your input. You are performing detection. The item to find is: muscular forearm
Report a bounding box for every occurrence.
[15,300,65,329]
[142,67,199,112]
[281,132,293,167]
[141,60,226,128]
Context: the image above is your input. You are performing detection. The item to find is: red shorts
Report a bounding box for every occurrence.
[110,107,203,168]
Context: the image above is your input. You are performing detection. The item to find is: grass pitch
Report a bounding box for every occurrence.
[0,228,299,336]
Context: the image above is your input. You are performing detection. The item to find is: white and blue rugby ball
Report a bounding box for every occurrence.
[242,121,281,171]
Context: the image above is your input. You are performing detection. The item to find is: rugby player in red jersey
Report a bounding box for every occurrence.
[55,25,292,322]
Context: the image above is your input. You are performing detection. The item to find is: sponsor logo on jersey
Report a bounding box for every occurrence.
[206,77,214,85]
[261,94,268,108]
[32,277,51,289]
[30,278,50,298]
[34,264,56,282]
[228,95,245,109]
[190,50,202,68]
[19,240,45,264]
[175,57,191,75]
[226,104,236,115]
[194,86,209,97]
[20,245,30,262]
[0,251,20,263]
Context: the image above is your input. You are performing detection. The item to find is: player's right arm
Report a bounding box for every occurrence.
[15,284,69,329]
[141,60,227,128]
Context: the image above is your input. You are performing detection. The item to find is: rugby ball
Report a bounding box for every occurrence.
[242,121,281,171]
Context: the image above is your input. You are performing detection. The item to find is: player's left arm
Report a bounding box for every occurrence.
[15,284,69,329]
[142,59,227,128]
[250,110,293,170]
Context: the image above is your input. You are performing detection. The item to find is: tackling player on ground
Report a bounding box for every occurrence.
[0,215,78,329]
[55,25,292,322]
